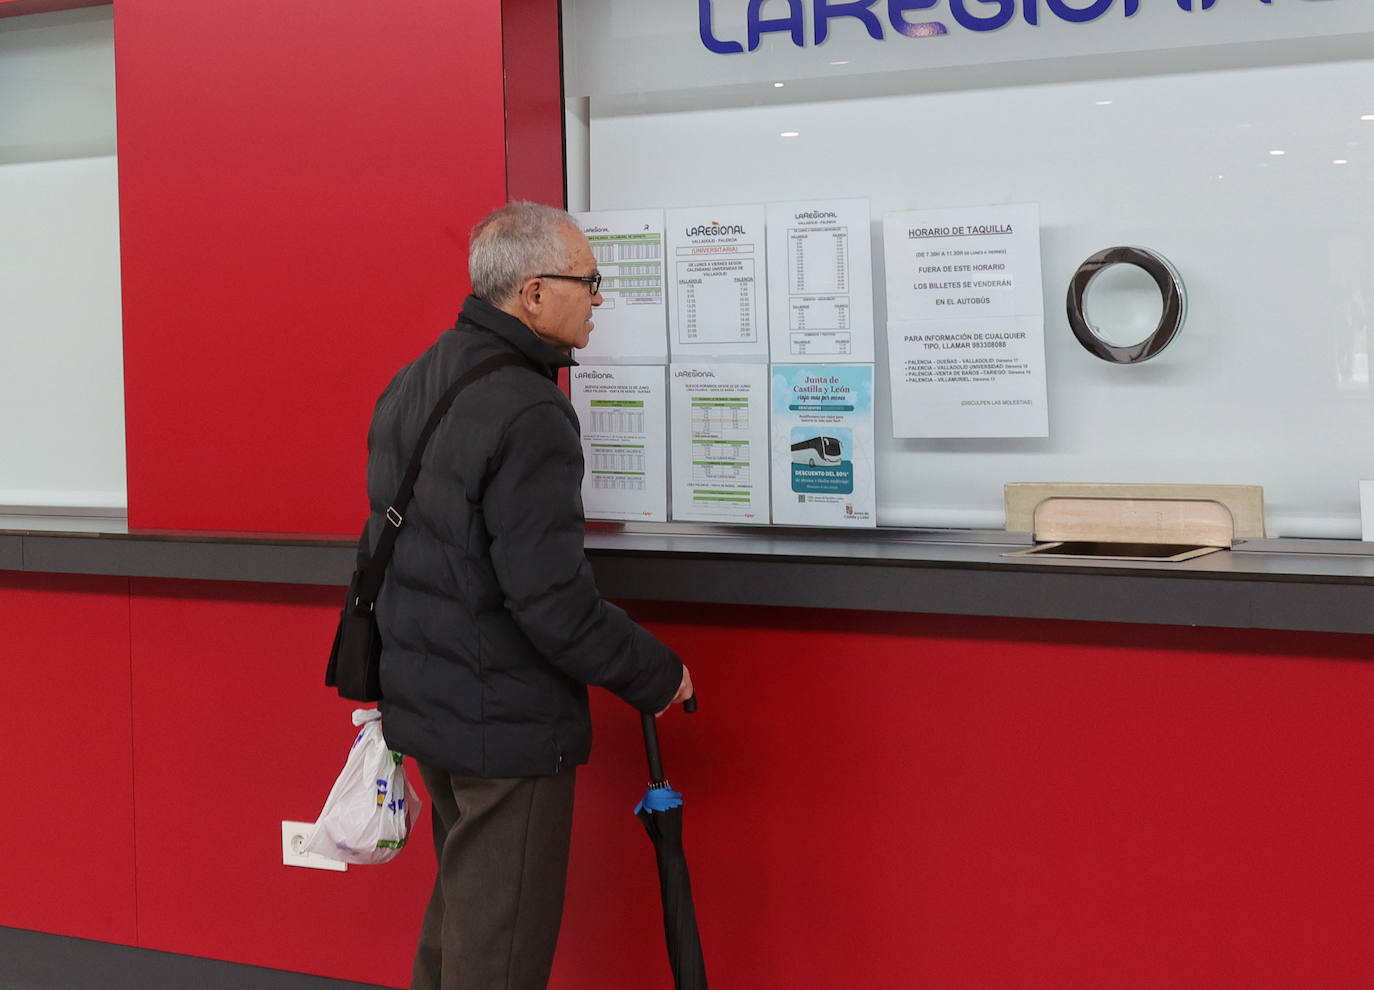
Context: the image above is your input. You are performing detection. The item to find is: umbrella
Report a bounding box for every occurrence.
[635,695,708,989]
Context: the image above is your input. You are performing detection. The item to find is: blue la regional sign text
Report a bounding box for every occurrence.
[698,0,1283,54]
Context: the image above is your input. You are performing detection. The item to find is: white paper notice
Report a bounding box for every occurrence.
[885,203,1044,323]
[766,198,874,364]
[769,365,876,528]
[887,316,1049,438]
[669,364,770,524]
[569,365,668,522]
[882,203,1048,438]
[573,209,668,364]
[664,205,769,363]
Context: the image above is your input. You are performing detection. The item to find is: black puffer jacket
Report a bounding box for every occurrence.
[362,296,683,778]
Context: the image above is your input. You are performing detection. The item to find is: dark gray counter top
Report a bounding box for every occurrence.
[3,520,1372,635]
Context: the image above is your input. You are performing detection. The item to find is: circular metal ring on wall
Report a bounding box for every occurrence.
[1066,246,1187,364]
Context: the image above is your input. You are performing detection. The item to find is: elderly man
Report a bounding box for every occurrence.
[361,201,694,990]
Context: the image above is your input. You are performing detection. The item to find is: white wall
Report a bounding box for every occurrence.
[0,8,125,513]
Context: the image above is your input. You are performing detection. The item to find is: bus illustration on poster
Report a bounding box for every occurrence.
[790,433,844,469]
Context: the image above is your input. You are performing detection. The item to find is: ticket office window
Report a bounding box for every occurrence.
[561,2,1374,539]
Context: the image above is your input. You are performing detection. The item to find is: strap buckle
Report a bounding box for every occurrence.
[385,506,403,528]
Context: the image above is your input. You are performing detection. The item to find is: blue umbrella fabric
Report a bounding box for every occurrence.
[635,703,708,990]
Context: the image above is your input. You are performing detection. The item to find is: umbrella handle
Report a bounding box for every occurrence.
[641,711,665,785]
[642,692,697,785]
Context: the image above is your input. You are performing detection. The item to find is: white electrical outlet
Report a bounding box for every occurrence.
[281,820,347,871]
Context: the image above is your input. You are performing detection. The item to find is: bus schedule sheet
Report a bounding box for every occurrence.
[570,365,668,522]
[573,209,668,364]
[769,364,876,528]
[766,198,875,364]
[882,203,1048,438]
[669,363,770,524]
[664,204,769,363]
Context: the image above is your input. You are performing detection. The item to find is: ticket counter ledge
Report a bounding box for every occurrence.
[3,519,1372,636]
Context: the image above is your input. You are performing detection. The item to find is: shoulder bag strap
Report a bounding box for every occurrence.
[354,351,529,608]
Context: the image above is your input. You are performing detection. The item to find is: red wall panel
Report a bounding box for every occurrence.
[127,579,432,986]
[116,0,509,534]
[501,0,565,205]
[0,572,136,945]
[8,568,1374,987]
[556,605,1374,989]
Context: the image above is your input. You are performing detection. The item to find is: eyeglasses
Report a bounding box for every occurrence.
[537,271,602,295]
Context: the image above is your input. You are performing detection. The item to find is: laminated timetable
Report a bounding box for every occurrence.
[669,363,770,523]
[569,365,668,521]
[664,204,769,362]
[769,364,876,528]
[573,209,668,364]
[765,198,875,364]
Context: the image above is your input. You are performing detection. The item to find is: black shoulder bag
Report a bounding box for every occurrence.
[325,351,527,701]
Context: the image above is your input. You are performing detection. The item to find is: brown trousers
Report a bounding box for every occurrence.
[411,764,577,990]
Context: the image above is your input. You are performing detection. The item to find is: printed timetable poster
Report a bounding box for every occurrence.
[765,198,875,364]
[769,364,876,528]
[664,204,770,363]
[882,203,1048,438]
[668,363,770,524]
[569,365,668,522]
[573,209,668,364]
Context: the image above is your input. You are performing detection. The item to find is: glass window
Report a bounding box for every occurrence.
[563,2,1374,537]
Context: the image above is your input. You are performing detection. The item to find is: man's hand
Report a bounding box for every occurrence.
[656,664,694,716]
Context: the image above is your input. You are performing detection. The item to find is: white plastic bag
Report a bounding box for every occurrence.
[303,708,422,865]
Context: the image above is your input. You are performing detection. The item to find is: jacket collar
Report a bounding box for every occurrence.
[458,295,577,378]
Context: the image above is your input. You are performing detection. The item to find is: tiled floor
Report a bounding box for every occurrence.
[0,927,386,990]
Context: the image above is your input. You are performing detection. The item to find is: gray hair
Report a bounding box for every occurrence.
[469,201,581,305]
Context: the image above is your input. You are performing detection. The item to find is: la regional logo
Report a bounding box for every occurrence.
[699,0,1315,54]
